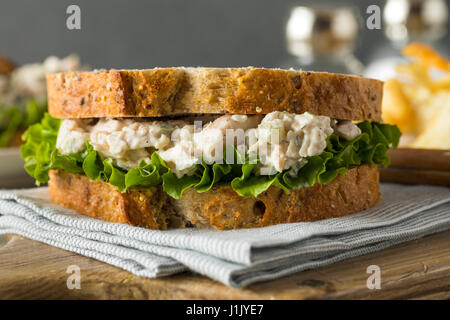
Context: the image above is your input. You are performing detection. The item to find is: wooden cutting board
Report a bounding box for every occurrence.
[380,148,450,186]
[1,233,450,299]
[1,149,449,299]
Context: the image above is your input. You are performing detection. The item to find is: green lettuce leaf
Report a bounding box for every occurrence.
[82,142,103,180]
[162,172,201,199]
[0,99,47,147]
[125,153,165,189]
[102,158,126,192]
[0,107,23,147]
[21,114,401,197]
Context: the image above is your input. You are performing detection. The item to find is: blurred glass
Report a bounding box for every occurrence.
[364,0,449,80]
[384,0,448,43]
[282,5,364,74]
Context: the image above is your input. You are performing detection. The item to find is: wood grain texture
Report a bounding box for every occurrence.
[380,168,450,187]
[387,148,450,172]
[380,148,450,186]
[1,232,450,300]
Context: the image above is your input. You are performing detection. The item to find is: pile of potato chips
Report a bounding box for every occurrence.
[382,42,450,149]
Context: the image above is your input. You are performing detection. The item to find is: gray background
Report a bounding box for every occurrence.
[1,0,449,69]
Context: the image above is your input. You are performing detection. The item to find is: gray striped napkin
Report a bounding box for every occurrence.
[0,183,449,288]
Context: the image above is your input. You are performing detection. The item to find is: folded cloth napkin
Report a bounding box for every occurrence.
[0,183,449,288]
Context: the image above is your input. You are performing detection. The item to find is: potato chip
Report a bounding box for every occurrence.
[431,76,450,91]
[402,42,450,71]
[382,79,416,133]
[381,43,450,150]
[411,100,450,149]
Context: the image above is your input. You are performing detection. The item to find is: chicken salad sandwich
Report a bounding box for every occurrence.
[21,67,401,230]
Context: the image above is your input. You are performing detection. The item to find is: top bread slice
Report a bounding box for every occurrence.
[46,67,383,121]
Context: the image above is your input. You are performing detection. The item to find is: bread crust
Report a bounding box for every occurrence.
[48,164,380,230]
[0,55,16,74]
[47,68,383,121]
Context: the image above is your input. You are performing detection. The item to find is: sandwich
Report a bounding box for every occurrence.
[21,68,401,230]
[0,55,80,147]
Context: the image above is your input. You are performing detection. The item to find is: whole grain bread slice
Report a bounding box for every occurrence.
[0,55,16,74]
[48,164,380,230]
[47,68,383,121]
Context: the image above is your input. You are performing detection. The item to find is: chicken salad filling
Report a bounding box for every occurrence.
[56,111,362,178]
[21,112,401,198]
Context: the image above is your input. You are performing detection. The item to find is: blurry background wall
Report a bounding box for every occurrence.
[1,0,449,69]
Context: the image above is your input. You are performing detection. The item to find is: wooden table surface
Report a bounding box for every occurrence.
[1,231,450,300]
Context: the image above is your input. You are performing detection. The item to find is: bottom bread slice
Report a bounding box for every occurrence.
[48,164,380,230]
